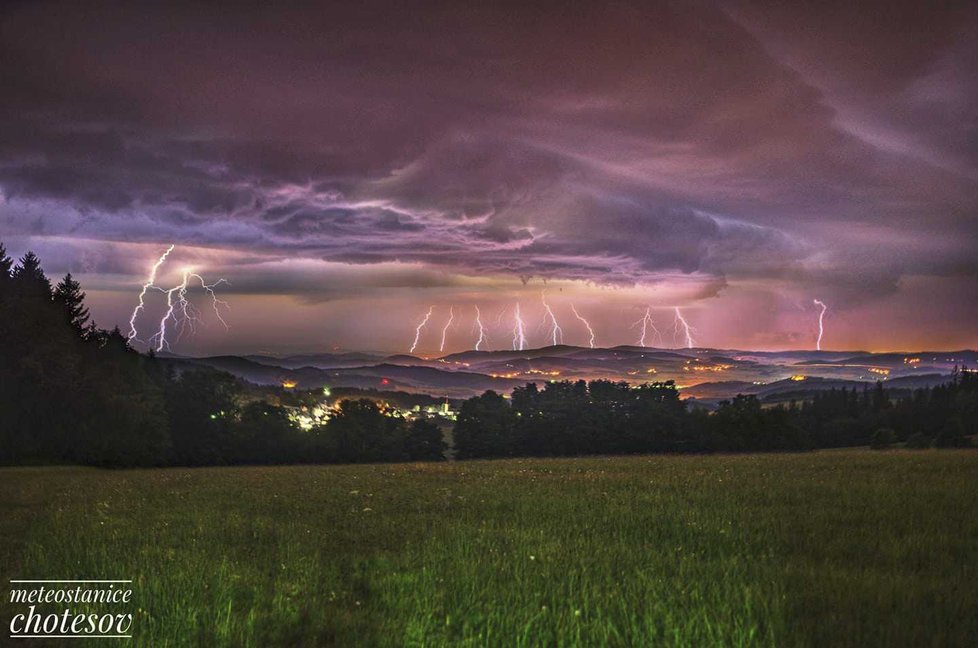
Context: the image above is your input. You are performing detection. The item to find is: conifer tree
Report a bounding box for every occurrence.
[0,242,12,284]
[54,273,91,335]
[12,251,51,298]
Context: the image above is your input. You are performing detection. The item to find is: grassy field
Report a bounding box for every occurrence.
[2,451,976,646]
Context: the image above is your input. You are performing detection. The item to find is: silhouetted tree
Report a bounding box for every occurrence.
[0,242,12,296]
[11,251,52,299]
[165,370,240,465]
[78,328,171,466]
[321,399,404,463]
[235,401,299,463]
[54,273,90,335]
[404,418,446,461]
[454,390,518,458]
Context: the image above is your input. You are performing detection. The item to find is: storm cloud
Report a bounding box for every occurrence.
[0,0,975,351]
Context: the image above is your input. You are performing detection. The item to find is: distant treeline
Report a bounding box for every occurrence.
[0,244,974,468]
[453,372,977,458]
[0,245,444,467]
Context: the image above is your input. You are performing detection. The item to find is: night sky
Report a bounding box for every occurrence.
[1,1,976,354]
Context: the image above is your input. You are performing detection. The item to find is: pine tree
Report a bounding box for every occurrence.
[0,242,12,301]
[54,273,91,335]
[0,242,12,279]
[11,251,51,298]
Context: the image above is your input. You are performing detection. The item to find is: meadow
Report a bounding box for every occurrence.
[2,450,976,646]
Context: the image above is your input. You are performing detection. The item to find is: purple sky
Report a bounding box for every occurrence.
[1,1,976,354]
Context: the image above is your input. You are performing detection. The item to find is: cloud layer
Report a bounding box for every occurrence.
[0,1,975,351]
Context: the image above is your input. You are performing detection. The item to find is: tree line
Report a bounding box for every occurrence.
[0,244,973,467]
[0,245,444,467]
[453,373,977,458]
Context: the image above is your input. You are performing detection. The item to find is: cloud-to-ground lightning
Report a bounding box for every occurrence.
[150,273,189,352]
[673,307,696,349]
[128,244,175,342]
[512,303,527,351]
[127,245,230,351]
[190,272,231,330]
[473,305,487,351]
[149,268,231,352]
[570,304,596,348]
[631,306,661,347]
[541,293,563,346]
[814,299,828,351]
[410,306,434,353]
[439,306,455,353]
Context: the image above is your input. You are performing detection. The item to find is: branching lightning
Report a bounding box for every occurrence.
[570,304,595,348]
[410,306,434,354]
[149,269,230,352]
[541,293,563,346]
[512,303,527,351]
[813,299,828,351]
[473,305,487,351]
[673,307,696,349]
[150,274,189,352]
[631,306,661,347]
[439,306,455,353]
[127,245,230,351]
[128,244,174,342]
[189,272,230,330]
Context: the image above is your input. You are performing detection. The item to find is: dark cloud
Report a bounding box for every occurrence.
[0,0,975,348]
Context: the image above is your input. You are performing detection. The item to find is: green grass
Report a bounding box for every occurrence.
[2,450,976,646]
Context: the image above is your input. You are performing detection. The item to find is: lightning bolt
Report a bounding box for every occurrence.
[188,272,230,331]
[150,273,189,352]
[512,303,527,351]
[631,306,661,347]
[541,292,563,346]
[128,244,174,342]
[473,305,487,351]
[410,306,434,354]
[149,269,231,352]
[439,306,455,353]
[570,304,595,348]
[673,307,696,349]
[813,299,828,351]
[128,245,229,351]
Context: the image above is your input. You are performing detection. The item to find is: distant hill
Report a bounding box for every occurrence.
[161,345,970,400]
[162,356,524,399]
[241,352,385,369]
[682,373,954,404]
